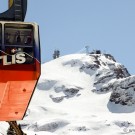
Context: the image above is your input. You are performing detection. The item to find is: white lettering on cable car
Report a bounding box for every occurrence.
[0,53,26,65]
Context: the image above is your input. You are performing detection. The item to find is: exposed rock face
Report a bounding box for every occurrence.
[39,52,134,106]
[49,86,82,103]
[64,53,135,107]
[88,54,130,94]
[109,76,135,106]
[84,53,135,106]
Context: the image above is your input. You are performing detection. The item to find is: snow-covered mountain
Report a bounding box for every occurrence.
[1,52,135,135]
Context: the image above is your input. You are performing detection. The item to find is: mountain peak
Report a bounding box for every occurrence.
[13,52,135,135]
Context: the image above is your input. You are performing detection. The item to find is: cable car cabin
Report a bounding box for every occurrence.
[0,22,41,121]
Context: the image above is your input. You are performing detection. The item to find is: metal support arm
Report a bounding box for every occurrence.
[0,0,27,21]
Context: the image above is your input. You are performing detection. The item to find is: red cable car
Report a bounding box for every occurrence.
[0,22,41,121]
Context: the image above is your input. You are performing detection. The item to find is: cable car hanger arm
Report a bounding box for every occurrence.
[0,0,27,21]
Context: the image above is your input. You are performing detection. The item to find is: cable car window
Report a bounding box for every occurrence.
[23,47,34,64]
[4,23,34,46]
[4,23,34,64]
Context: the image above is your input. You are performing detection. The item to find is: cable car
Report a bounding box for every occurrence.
[0,21,41,121]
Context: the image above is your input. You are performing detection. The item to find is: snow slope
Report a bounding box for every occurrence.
[1,53,135,135]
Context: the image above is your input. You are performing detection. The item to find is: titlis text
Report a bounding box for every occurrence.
[0,53,26,65]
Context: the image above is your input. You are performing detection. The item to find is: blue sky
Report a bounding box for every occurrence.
[1,0,135,74]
